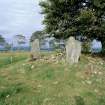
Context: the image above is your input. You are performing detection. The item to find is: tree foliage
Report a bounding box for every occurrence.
[4,43,11,51]
[0,35,6,45]
[15,35,26,45]
[30,31,45,42]
[39,0,105,39]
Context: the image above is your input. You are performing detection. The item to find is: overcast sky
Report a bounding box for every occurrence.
[0,0,44,42]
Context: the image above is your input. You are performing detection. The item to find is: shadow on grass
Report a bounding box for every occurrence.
[74,96,85,105]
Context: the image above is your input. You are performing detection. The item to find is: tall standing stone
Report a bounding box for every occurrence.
[66,36,81,64]
[31,39,40,60]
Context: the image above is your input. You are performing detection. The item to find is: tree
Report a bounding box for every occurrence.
[15,35,26,50]
[0,35,12,51]
[0,35,6,45]
[39,0,93,39]
[4,43,11,51]
[30,31,45,42]
[90,0,105,52]
[39,0,105,38]
[39,0,105,52]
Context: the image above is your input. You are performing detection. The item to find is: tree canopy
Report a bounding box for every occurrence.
[0,35,6,45]
[15,35,26,45]
[30,31,45,42]
[39,0,105,39]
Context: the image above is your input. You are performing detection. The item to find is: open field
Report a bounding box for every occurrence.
[0,52,30,68]
[0,52,105,105]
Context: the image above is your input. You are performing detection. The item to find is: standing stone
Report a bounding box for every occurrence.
[91,39,102,53]
[75,40,81,63]
[30,39,40,60]
[66,36,81,64]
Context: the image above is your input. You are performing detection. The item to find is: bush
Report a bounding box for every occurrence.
[82,41,91,54]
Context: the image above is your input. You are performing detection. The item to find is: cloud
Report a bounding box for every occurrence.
[0,0,44,41]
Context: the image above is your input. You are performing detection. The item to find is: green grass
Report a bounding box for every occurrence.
[0,52,105,105]
[0,52,29,68]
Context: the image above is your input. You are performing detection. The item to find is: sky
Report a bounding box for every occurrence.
[0,0,44,43]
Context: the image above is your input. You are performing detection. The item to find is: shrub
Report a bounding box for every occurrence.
[82,41,91,54]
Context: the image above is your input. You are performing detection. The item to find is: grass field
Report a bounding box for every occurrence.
[0,52,30,68]
[0,52,105,105]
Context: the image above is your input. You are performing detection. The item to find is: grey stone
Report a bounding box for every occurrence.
[66,36,81,64]
[30,39,40,60]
